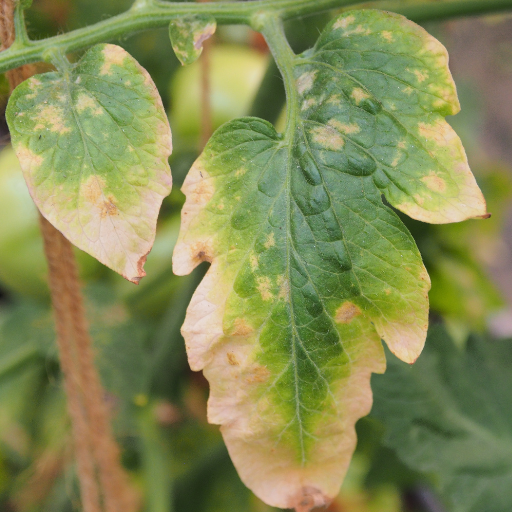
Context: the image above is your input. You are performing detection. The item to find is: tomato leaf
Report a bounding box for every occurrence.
[6,44,173,283]
[173,9,487,509]
[169,15,216,66]
[372,325,512,512]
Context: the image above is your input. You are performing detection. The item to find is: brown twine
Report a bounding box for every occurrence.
[0,1,137,510]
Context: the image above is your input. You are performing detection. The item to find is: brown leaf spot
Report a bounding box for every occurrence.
[421,173,446,193]
[231,318,253,336]
[100,196,118,218]
[289,487,330,512]
[227,352,240,366]
[245,365,271,384]
[335,302,362,324]
[190,240,213,264]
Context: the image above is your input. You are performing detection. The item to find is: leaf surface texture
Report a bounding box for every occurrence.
[173,10,487,509]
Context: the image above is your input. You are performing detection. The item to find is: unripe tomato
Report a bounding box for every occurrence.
[169,45,268,146]
[0,146,102,300]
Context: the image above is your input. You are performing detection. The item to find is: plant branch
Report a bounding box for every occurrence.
[344,0,512,22]
[0,0,510,75]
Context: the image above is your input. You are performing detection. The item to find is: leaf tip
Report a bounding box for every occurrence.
[289,487,330,512]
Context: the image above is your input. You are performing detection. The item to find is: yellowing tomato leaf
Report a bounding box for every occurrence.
[173,9,487,510]
[6,44,173,283]
[169,15,216,66]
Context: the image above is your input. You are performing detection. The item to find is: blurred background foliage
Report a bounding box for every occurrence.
[1,1,512,511]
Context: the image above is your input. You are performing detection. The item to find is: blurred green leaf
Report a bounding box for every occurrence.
[372,325,512,512]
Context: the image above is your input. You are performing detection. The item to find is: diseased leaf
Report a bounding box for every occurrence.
[372,326,512,512]
[169,15,216,66]
[6,44,173,283]
[173,10,487,510]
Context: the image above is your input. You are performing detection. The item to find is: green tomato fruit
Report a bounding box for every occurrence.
[0,146,103,300]
[169,45,267,145]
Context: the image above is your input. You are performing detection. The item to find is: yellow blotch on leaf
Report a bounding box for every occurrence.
[34,105,71,134]
[257,276,273,301]
[100,45,127,75]
[351,88,370,105]
[328,119,360,135]
[335,302,362,324]
[296,71,317,95]
[413,69,429,83]
[333,15,355,30]
[82,175,106,205]
[231,317,253,336]
[75,94,103,115]
[264,232,275,249]
[418,120,457,147]
[381,31,393,42]
[421,172,446,193]
[15,145,43,173]
[311,125,345,151]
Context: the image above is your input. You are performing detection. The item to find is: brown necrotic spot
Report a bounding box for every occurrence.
[231,318,253,336]
[335,301,362,324]
[100,196,118,218]
[190,240,213,264]
[227,352,240,366]
[289,487,330,512]
[245,365,271,384]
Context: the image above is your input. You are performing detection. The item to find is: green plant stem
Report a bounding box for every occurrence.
[1,0,512,75]
[347,0,512,21]
[258,15,297,141]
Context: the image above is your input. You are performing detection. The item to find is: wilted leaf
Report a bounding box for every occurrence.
[6,44,173,283]
[169,15,216,66]
[372,325,512,512]
[173,10,487,509]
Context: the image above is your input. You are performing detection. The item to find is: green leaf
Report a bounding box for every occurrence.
[6,44,173,283]
[169,15,216,66]
[372,325,512,512]
[173,9,487,509]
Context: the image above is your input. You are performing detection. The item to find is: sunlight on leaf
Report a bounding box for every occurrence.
[173,9,487,510]
[6,44,173,283]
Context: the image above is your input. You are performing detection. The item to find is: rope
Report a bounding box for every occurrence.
[0,2,138,510]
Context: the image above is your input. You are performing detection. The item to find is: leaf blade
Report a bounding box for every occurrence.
[6,44,173,283]
[173,9,487,509]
